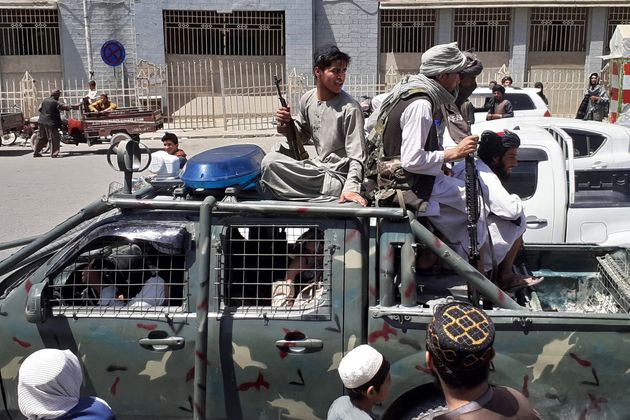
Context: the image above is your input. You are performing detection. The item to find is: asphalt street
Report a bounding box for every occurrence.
[0,132,290,260]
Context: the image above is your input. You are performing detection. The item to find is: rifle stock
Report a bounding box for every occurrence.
[273,76,309,161]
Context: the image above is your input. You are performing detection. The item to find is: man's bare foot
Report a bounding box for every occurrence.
[499,273,544,293]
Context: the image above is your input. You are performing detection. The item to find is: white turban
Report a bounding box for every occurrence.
[419,42,467,77]
[18,349,83,419]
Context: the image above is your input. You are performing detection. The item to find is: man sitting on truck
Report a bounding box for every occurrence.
[452,130,542,291]
[365,42,484,262]
[260,45,367,206]
[88,93,118,113]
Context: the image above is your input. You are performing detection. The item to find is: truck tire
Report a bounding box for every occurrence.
[384,386,446,420]
[1,131,17,146]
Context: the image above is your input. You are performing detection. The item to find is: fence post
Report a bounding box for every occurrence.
[219,60,227,131]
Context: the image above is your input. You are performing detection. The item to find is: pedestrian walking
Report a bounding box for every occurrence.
[33,89,79,158]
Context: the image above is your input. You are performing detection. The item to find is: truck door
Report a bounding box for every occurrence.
[504,145,566,243]
[206,219,349,419]
[5,222,196,418]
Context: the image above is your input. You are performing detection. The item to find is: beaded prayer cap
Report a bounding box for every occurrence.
[426,302,495,372]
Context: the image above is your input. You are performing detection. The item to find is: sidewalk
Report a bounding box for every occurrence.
[140,126,280,141]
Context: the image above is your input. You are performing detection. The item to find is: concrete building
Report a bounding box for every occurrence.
[1,1,629,118]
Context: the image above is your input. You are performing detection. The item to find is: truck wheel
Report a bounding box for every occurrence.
[384,386,446,420]
[1,132,17,146]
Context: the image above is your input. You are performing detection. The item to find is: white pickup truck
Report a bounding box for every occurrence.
[468,123,630,246]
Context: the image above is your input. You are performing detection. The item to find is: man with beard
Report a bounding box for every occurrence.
[366,42,481,254]
[486,85,514,120]
[453,130,542,291]
[583,72,609,121]
[442,51,484,138]
[423,302,541,420]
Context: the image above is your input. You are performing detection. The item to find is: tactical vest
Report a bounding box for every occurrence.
[365,91,441,212]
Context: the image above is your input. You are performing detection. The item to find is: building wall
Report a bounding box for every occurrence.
[132,0,313,77]
[313,0,379,80]
[58,0,135,85]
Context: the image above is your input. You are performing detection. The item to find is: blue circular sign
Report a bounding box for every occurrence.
[101,40,126,67]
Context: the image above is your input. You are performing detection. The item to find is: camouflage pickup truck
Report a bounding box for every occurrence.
[1,143,629,420]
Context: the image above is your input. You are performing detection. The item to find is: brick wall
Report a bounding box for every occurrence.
[313,0,379,80]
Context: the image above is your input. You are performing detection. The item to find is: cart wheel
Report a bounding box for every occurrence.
[1,132,17,146]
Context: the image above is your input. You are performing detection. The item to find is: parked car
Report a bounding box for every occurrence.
[1,142,630,419]
[469,87,551,123]
[472,117,630,171]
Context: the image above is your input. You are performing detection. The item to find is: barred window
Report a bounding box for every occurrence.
[606,7,630,54]
[530,8,587,52]
[217,224,332,318]
[50,225,189,315]
[380,9,436,53]
[0,9,60,56]
[164,10,284,56]
[454,8,511,52]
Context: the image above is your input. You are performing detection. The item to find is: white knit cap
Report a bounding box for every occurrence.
[338,345,384,389]
[18,349,83,419]
[419,42,467,77]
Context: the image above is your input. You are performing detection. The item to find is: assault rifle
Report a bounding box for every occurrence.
[273,76,309,161]
[465,153,480,266]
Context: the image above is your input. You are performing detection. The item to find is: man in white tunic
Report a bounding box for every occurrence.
[261,45,366,205]
[367,42,483,255]
[453,130,542,291]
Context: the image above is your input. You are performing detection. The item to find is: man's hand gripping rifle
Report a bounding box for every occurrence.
[273,76,309,161]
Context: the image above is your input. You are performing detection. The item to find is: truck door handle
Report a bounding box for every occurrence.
[591,161,608,169]
[275,338,323,353]
[139,336,185,351]
[526,216,548,228]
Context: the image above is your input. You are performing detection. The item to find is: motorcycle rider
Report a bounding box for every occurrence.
[33,89,79,158]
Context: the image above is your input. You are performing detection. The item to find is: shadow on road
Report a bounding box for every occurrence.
[0,149,33,157]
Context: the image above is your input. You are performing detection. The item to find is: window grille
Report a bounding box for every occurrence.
[50,238,188,316]
[163,10,284,56]
[530,8,587,52]
[606,7,630,54]
[454,8,511,53]
[216,224,332,318]
[380,9,435,53]
[0,9,60,56]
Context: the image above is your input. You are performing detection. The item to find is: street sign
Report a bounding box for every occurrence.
[100,40,126,67]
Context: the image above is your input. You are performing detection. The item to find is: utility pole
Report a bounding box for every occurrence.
[83,0,94,79]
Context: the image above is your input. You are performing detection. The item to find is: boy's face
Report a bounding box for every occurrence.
[314,59,347,96]
[368,372,392,404]
[163,139,178,155]
[493,90,504,102]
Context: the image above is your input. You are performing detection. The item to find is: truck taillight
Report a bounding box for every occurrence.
[544,110,551,117]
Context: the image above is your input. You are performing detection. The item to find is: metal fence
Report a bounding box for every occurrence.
[454,8,511,52]
[0,60,587,131]
[530,8,587,52]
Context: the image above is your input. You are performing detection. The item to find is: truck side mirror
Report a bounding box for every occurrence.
[25,282,50,324]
